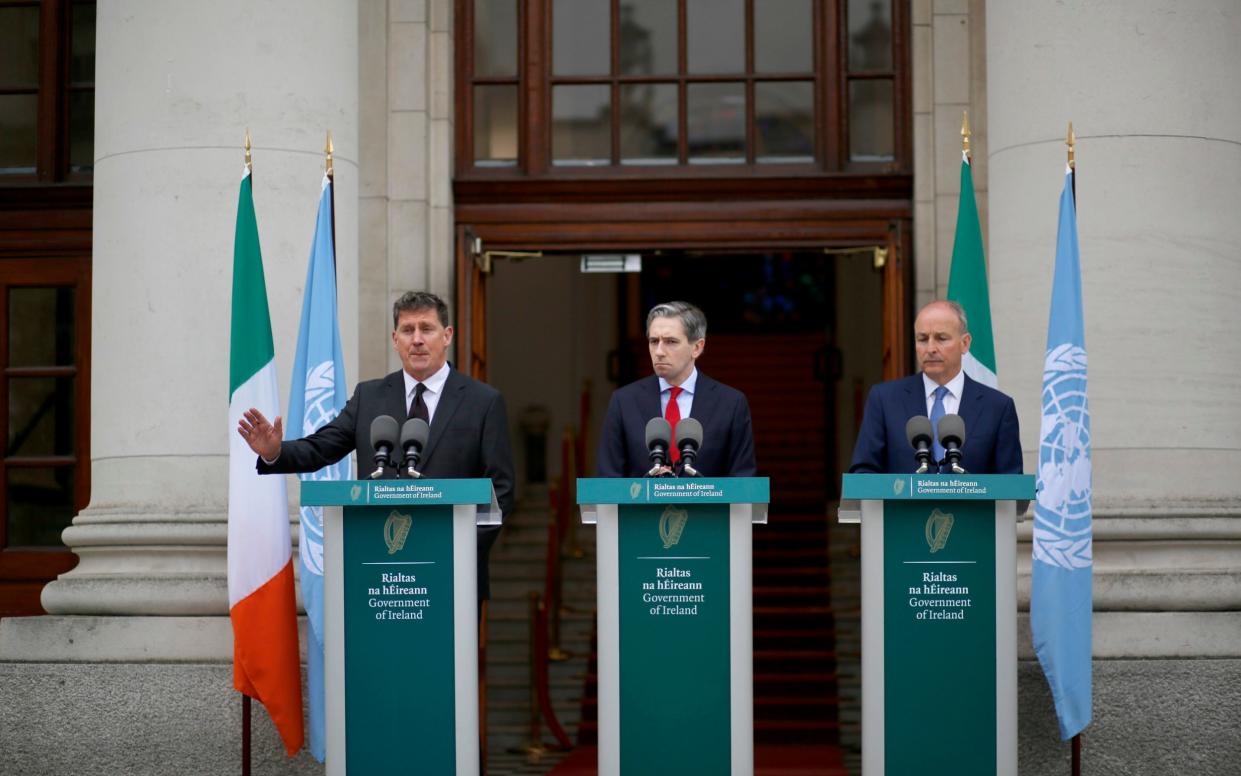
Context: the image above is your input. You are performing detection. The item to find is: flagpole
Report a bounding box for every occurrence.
[240,131,254,776]
[325,131,337,274]
[961,109,971,163]
[240,130,253,776]
[1066,118,1082,776]
[1067,121,1076,198]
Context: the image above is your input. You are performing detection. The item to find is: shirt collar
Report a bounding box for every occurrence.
[658,367,698,395]
[404,361,451,399]
[922,369,966,400]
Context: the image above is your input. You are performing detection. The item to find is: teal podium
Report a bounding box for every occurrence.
[839,473,1035,776]
[578,477,769,776]
[301,479,500,776]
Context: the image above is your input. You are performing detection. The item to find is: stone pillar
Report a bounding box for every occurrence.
[986,2,1241,772]
[357,0,456,381]
[1,2,357,771]
[36,1,359,618]
[911,0,990,312]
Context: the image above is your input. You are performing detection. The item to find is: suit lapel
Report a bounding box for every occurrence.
[687,372,718,431]
[384,371,408,422]
[421,368,466,463]
[639,374,661,424]
[956,374,983,432]
[904,373,928,420]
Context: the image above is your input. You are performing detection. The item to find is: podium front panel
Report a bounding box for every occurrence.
[881,499,998,774]
[341,503,458,774]
[617,503,733,774]
[582,477,767,776]
[845,474,1031,776]
[314,479,490,776]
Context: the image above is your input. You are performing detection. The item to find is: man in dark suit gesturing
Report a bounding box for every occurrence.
[597,301,756,478]
[237,291,515,599]
[849,300,1022,475]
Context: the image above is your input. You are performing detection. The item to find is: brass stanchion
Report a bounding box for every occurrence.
[509,591,548,761]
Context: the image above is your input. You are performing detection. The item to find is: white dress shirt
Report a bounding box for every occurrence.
[403,361,451,423]
[922,370,966,417]
[658,367,698,418]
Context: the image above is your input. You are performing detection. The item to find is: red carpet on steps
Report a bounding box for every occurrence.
[545,745,848,775]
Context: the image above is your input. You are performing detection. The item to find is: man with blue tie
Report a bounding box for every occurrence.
[849,300,1023,475]
[597,301,757,478]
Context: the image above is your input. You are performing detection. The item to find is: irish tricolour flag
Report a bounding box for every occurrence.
[947,151,998,387]
[228,168,305,756]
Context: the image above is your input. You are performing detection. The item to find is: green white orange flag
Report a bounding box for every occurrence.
[946,151,998,387]
[227,167,304,756]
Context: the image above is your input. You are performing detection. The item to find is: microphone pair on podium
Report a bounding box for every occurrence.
[644,416,704,478]
[905,414,968,474]
[369,416,429,480]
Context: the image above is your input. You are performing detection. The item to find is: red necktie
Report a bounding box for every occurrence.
[665,386,682,463]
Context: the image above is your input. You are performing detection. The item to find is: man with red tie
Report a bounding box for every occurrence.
[596,301,757,478]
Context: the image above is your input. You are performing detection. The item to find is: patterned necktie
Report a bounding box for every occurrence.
[665,386,682,463]
[930,385,948,468]
[409,383,429,423]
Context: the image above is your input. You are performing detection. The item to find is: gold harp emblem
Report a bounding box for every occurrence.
[384,511,413,555]
[659,506,689,549]
[925,509,954,554]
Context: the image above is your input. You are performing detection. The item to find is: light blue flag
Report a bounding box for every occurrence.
[286,174,349,762]
[1031,166,1092,740]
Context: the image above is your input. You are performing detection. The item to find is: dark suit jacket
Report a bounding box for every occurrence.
[257,367,515,599]
[848,372,1022,475]
[596,372,757,478]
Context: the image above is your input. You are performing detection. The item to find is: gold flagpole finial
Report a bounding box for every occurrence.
[961,110,972,161]
[325,130,334,177]
[244,129,253,171]
[1066,121,1075,170]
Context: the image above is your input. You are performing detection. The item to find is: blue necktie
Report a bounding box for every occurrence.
[930,385,948,468]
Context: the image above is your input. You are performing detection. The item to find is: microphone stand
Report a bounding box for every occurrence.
[677,444,702,477]
[645,444,674,477]
[914,449,932,474]
[942,448,967,474]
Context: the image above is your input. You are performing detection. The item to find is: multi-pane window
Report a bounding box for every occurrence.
[845,0,894,162]
[2,268,86,549]
[462,0,903,173]
[0,0,96,181]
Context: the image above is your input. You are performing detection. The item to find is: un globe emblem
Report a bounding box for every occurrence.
[1034,344,1092,570]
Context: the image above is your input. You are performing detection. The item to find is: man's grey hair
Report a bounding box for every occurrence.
[921,299,969,336]
[393,291,451,329]
[647,301,707,342]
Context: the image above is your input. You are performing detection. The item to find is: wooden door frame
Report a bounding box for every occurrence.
[453,201,912,382]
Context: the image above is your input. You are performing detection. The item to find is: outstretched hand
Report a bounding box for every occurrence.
[238,408,283,462]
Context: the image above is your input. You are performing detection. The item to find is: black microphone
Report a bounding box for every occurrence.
[644,417,673,477]
[905,415,935,474]
[674,417,704,477]
[399,418,430,479]
[369,415,400,479]
[937,414,968,474]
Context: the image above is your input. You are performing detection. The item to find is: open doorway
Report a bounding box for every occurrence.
[483,248,884,763]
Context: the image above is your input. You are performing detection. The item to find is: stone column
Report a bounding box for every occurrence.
[40,2,359,622]
[986,2,1241,772]
[911,0,990,312]
[357,0,456,381]
[0,1,361,769]
[1,2,357,771]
